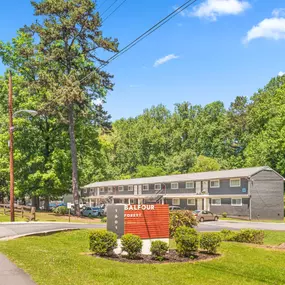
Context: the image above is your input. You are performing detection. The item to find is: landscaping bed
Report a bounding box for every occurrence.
[95,249,219,264]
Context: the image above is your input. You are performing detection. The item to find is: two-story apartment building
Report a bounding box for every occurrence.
[82,166,284,220]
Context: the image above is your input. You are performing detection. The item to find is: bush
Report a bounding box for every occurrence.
[174,226,199,257]
[121,234,143,259]
[234,229,264,244]
[89,230,118,256]
[200,232,222,254]
[150,240,169,261]
[101,217,107,223]
[53,206,68,215]
[222,212,227,218]
[170,210,198,237]
[221,229,264,244]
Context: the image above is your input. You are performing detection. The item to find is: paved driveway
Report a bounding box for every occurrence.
[197,220,285,232]
[0,222,105,240]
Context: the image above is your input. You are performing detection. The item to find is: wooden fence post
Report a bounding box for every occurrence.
[21,207,24,218]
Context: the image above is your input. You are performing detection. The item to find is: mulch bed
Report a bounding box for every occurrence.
[93,250,220,264]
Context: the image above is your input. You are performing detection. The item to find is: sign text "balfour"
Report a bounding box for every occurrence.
[124,204,155,211]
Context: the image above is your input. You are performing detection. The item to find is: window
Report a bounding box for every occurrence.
[186,181,194,189]
[230,178,241,187]
[172,198,180,205]
[210,180,220,188]
[118,186,124,192]
[108,187,112,193]
[171,183,178,189]
[83,188,87,193]
[128,185,133,192]
[231,198,242,206]
[211,198,221,206]
[143,184,149,191]
[90,188,94,195]
[187,199,195,205]
[100,187,104,193]
[154,184,161,190]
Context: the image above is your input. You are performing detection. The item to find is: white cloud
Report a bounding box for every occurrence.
[244,17,285,43]
[153,54,179,67]
[272,8,285,18]
[278,71,285,76]
[190,0,250,21]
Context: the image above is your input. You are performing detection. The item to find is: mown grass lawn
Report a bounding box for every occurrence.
[0,212,102,224]
[0,230,285,285]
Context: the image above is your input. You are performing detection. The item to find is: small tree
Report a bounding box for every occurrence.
[200,232,222,254]
[170,210,197,237]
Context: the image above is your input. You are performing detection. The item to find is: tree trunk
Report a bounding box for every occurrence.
[44,196,49,211]
[68,103,80,216]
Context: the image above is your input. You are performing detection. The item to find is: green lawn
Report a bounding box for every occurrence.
[0,230,285,285]
[0,212,102,224]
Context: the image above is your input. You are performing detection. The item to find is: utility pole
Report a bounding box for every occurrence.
[8,71,14,222]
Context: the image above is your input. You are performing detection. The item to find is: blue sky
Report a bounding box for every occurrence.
[0,0,285,120]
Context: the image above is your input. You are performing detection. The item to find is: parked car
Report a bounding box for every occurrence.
[82,207,101,218]
[193,210,219,222]
[169,206,181,211]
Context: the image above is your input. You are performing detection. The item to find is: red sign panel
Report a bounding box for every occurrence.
[124,204,169,239]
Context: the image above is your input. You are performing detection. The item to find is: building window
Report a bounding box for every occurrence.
[231,198,242,206]
[128,185,133,192]
[118,186,124,192]
[186,181,194,189]
[230,178,241,187]
[90,188,94,195]
[83,188,87,194]
[210,180,220,188]
[154,184,161,190]
[108,187,112,193]
[100,187,104,193]
[130,199,134,204]
[171,183,178,189]
[187,199,195,205]
[143,184,149,191]
[172,198,180,205]
[211,198,221,206]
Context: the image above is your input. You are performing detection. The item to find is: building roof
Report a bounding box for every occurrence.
[83,166,278,188]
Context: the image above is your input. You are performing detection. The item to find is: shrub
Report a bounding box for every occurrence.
[170,210,198,237]
[121,234,143,259]
[200,232,222,254]
[101,217,107,223]
[53,206,68,215]
[234,229,264,244]
[89,230,118,256]
[222,212,227,218]
[221,229,237,241]
[174,226,199,257]
[221,229,264,244]
[150,240,169,261]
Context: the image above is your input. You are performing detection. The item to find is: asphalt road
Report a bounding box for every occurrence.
[1,220,285,240]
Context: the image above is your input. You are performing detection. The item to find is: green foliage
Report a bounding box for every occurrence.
[174,226,199,257]
[222,212,227,218]
[101,217,107,223]
[53,206,68,215]
[200,232,222,254]
[169,210,198,237]
[89,230,118,256]
[150,240,169,261]
[190,155,221,173]
[121,234,143,259]
[221,229,264,244]
[134,165,166,178]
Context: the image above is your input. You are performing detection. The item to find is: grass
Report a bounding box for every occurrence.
[0,212,102,224]
[0,230,285,285]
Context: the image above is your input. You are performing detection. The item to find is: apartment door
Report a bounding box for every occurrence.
[202,181,208,194]
[134,185,138,195]
[196,181,201,194]
[138,185,142,195]
[197,198,203,210]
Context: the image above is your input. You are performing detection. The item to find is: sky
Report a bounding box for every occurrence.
[0,0,285,120]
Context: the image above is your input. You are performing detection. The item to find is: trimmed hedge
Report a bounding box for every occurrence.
[174,226,199,257]
[121,234,143,259]
[200,232,222,254]
[221,229,264,244]
[53,206,68,215]
[150,240,169,261]
[170,210,198,237]
[89,230,118,256]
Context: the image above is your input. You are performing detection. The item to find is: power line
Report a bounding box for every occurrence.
[81,0,199,83]
[97,0,109,11]
[102,0,128,23]
[101,0,120,17]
